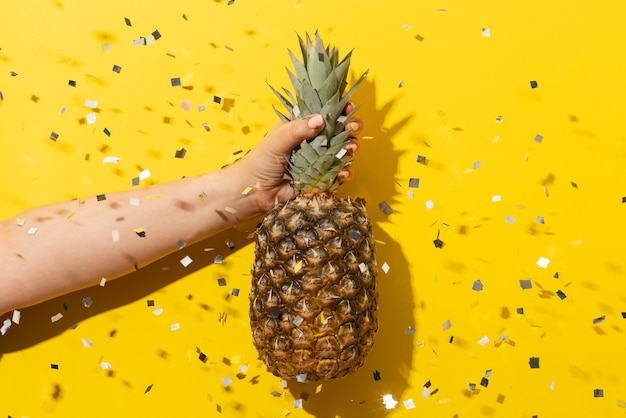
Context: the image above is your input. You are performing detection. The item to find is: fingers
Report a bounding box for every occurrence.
[346,117,363,136]
[345,138,360,156]
[342,101,356,116]
[338,165,355,183]
[267,114,325,155]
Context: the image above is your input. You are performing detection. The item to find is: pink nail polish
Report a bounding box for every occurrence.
[307,114,324,129]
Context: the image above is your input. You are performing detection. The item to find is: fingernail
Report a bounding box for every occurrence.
[307,114,324,129]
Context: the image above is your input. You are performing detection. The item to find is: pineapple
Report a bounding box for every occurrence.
[249,32,377,381]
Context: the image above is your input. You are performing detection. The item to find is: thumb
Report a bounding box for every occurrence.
[271,114,325,155]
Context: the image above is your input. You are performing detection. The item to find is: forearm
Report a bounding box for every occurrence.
[0,164,258,313]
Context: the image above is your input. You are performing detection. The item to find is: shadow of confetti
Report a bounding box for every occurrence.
[286,78,417,417]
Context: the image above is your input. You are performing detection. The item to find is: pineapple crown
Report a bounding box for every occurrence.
[269,31,368,194]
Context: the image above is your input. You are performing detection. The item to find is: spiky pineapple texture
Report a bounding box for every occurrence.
[250,33,377,382]
[250,194,378,381]
[269,31,368,194]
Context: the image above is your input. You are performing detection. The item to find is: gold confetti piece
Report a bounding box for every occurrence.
[51,313,64,322]
[15,218,25,226]
[66,212,75,220]
[294,260,303,273]
[242,186,253,195]
[315,384,322,394]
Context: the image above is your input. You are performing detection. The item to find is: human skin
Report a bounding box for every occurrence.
[0,107,362,315]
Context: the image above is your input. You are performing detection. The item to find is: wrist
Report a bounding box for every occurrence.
[207,164,265,223]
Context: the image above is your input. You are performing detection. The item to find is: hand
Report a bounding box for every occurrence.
[237,103,363,214]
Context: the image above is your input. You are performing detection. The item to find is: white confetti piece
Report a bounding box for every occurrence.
[491,195,501,202]
[536,256,550,268]
[505,215,516,224]
[180,255,193,267]
[382,262,390,274]
[294,399,303,409]
[478,335,490,346]
[293,315,303,326]
[482,28,491,37]
[81,338,94,347]
[296,374,307,383]
[221,376,232,387]
[550,381,556,390]
[1,319,11,335]
[280,379,288,389]
[181,100,192,111]
[422,385,430,398]
[27,227,38,235]
[358,262,367,273]
[15,218,25,226]
[100,361,111,370]
[99,277,107,287]
[335,148,347,159]
[86,112,97,124]
[239,364,248,373]
[129,197,140,207]
[425,200,434,210]
[84,99,98,108]
[12,310,21,324]
[152,307,163,316]
[138,168,151,181]
[112,230,120,242]
[404,398,416,409]
[383,394,398,410]
[102,156,121,164]
[442,319,452,331]
[51,313,64,323]
[171,323,180,331]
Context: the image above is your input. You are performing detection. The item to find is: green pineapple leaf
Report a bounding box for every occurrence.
[267,81,294,114]
[288,49,309,85]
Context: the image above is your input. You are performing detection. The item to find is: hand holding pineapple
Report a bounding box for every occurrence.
[250,32,377,382]
[233,103,362,217]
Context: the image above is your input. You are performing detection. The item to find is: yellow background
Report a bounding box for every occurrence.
[1,0,626,417]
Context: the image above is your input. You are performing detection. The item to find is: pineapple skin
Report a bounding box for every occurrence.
[250,192,378,381]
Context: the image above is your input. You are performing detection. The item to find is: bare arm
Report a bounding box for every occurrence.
[0,112,361,315]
